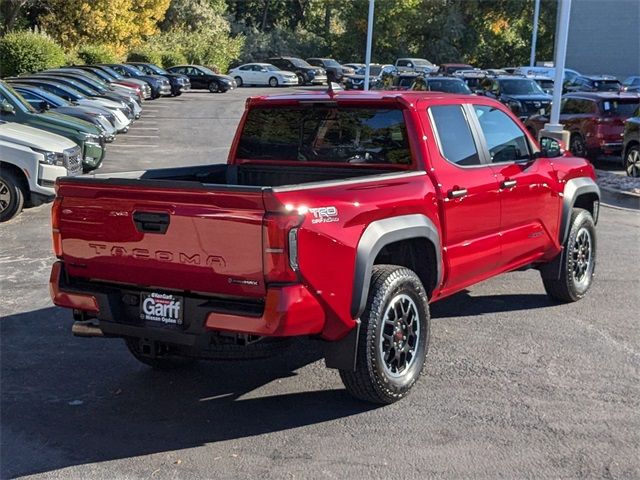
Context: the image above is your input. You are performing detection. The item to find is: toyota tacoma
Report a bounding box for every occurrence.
[50,90,600,404]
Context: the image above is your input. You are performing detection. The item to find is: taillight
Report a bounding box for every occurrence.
[263,213,303,284]
[51,197,63,258]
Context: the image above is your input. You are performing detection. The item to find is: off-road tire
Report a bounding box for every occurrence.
[339,265,430,404]
[234,76,243,87]
[0,170,25,223]
[542,208,596,302]
[125,337,196,370]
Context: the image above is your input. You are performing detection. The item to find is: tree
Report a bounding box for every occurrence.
[38,0,170,56]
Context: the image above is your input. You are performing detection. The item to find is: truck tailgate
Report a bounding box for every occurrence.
[56,180,267,298]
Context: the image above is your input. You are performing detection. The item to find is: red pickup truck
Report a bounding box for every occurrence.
[50,90,600,404]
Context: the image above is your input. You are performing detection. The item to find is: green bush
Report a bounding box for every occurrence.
[127,48,163,66]
[64,48,84,66]
[77,44,119,64]
[160,50,187,68]
[0,30,66,77]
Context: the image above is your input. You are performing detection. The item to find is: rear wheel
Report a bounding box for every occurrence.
[208,81,219,93]
[0,170,25,223]
[625,145,640,177]
[339,265,429,404]
[541,208,596,302]
[234,76,243,87]
[125,337,196,370]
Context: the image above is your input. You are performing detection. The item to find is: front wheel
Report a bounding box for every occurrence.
[269,76,278,87]
[625,145,640,177]
[541,208,596,302]
[570,134,588,158]
[339,265,429,404]
[296,73,305,86]
[0,170,25,223]
[208,81,219,93]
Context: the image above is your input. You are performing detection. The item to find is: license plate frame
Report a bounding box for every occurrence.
[139,292,184,326]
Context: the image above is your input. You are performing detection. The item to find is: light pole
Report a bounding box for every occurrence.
[363,0,375,90]
[530,0,541,66]
[540,0,572,147]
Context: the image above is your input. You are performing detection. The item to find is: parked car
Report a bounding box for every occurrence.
[514,66,581,84]
[12,84,117,142]
[166,64,235,93]
[267,57,327,85]
[101,64,172,99]
[525,92,640,160]
[410,76,473,94]
[126,62,190,96]
[19,73,136,121]
[343,63,365,72]
[82,65,153,99]
[48,67,143,106]
[49,89,600,404]
[622,76,640,93]
[479,76,552,120]
[622,107,640,177]
[306,58,349,83]
[228,63,298,87]
[438,63,474,75]
[395,58,438,74]
[567,75,622,93]
[454,69,489,90]
[344,64,393,90]
[0,81,104,171]
[486,68,509,76]
[529,76,555,94]
[5,78,131,133]
[0,120,81,221]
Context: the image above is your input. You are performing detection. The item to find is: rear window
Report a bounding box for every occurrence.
[601,99,640,117]
[237,107,412,165]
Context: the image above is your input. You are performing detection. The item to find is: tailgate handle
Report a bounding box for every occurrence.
[133,211,170,234]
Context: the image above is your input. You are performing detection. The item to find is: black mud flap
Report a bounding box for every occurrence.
[324,320,360,371]
[538,247,565,280]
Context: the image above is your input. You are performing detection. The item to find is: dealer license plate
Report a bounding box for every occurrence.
[139,292,183,325]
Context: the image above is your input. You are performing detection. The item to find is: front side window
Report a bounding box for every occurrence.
[429,105,481,166]
[474,105,531,163]
[237,107,411,165]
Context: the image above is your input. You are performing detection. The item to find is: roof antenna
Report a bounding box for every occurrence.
[327,81,343,97]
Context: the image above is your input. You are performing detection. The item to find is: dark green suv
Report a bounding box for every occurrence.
[0,81,105,171]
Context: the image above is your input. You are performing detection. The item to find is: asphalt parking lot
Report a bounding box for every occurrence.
[1,88,639,480]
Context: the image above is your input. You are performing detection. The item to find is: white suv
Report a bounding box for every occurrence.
[0,121,81,222]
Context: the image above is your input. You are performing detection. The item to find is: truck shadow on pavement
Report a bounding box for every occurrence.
[0,307,376,478]
[1,289,555,477]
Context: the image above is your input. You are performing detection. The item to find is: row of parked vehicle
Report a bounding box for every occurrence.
[0,60,245,222]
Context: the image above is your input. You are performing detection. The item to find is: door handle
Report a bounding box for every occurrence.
[448,187,468,199]
[501,179,517,189]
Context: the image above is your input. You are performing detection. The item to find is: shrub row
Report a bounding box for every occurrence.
[0,28,242,78]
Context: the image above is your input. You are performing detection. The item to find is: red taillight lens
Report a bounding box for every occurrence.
[51,197,63,258]
[263,213,303,284]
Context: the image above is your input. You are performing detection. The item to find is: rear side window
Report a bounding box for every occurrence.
[429,105,481,166]
[237,107,412,165]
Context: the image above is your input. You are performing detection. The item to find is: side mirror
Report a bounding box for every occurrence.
[474,89,485,96]
[260,68,268,72]
[537,136,564,158]
[1,101,15,114]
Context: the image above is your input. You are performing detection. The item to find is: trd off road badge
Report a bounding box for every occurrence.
[309,206,339,224]
[140,292,183,325]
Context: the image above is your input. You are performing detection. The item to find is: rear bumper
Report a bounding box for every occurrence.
[50,262,325,341]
